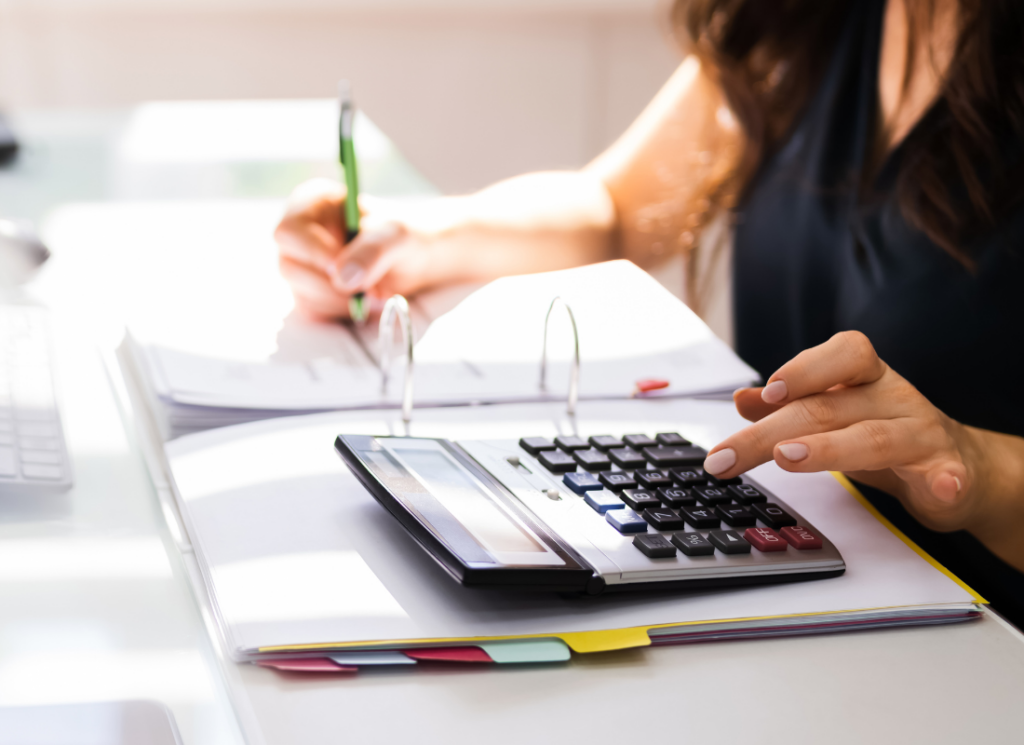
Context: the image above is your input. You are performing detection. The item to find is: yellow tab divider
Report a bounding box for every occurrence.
[830,471,987,603]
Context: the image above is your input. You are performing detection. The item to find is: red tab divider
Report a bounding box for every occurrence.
[257,658,357,673]
[402,647,493,663]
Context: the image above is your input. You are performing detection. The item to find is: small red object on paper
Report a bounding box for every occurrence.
[402,647,493,663]
[633,378,670,395]
[256,658,357,673]
[744,527,788,552]
[780,525,823,550]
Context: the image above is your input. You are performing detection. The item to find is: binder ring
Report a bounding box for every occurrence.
[539,296,580,416]
[379,294,414,423]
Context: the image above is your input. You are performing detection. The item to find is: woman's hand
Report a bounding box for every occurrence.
[274,179,439,320]
[702,331,993,534]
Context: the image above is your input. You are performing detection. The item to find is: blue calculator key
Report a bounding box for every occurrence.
[519,437,556,455]
[563,471,603,494]
[589,435,624,451]
[606,508,649,534]
[635,469,673,488]
[599,471,637,492]
[585,489,625,513]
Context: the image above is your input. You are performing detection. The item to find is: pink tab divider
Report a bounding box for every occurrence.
[256,658,357,673]
[402,647,493,663]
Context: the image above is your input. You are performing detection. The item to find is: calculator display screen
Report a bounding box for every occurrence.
[350,437,567,567]
[395,449,545,554]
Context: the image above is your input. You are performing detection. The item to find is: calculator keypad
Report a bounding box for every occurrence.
[516,432,831,561]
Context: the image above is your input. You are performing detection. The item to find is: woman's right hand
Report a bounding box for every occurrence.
[274,178,439,320]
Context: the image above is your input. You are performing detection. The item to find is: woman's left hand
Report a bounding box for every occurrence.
[702,330,986,533]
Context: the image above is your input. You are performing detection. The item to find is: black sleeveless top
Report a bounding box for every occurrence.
[733,0,1024,626]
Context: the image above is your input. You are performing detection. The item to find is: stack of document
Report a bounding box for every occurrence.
[149,398,982,673]
[121,261,758,439]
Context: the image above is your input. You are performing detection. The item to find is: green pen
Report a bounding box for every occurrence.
[338,80,367,323]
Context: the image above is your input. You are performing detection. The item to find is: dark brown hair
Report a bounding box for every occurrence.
[675,0,1024,263]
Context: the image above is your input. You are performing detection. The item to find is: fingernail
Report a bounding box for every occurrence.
[954,476,962,493]
[703,448,736,475]
[762,379,788,404]
[778,442,809,462]
[338,263,365,290]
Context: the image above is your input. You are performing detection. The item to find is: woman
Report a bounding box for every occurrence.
[275,0,1024,625]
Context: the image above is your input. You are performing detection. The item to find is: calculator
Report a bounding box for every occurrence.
[335,432,845,594]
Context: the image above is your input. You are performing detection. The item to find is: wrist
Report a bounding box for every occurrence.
[959,424,1024,571]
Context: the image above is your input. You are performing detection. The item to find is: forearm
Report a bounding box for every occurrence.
[411,171,619,289]
[962,425,1024,571]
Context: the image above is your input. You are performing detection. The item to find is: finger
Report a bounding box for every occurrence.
[705,385,893,478]
[734,387,782,422]
[761,330,888,405]
[276,220,345,272]
[327,220,406,293]
[279,258,351,318]
[771,418,946,473]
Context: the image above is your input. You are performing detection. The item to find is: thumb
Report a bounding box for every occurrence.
[327,220,405,294]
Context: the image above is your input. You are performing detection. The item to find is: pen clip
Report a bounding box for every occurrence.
[379,294,415,423]
[539,296,580,417]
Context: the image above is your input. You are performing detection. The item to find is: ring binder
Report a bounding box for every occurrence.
[539,296,580,416]
[379,294,414,422]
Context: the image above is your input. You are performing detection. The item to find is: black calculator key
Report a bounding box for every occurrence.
[753,503,798,528]
[643,507,686,530]
[633,533,677,558]
[680,506,719,529]
[642,445,708,467]
[621,489,662,510]
[708,473,743,486]
[538,450,577,473]
[573,448,612,471]
[728,484,768,504]
[589,435,624,451]
[519,437,556,455]
[635,469,673,488]
[555,435,589,452]
[672,531,715,556]
[716,504,757,527]
[670,467,708,486]
[599,471,637,492]
[623,434,657,449]
[658,486,697,508]
[656,432,692,446]
[708,529,752,554]
[693,485,732,505]
[609,448,648,469]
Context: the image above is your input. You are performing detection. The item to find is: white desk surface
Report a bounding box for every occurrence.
[2,103,1023,745]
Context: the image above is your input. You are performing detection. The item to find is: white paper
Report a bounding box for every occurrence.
[163,398,977,659]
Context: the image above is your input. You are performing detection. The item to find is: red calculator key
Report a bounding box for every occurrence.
[780,525,823,550]
[744,527,788,552]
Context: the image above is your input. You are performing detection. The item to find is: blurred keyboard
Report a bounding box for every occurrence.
[0,305,72,494]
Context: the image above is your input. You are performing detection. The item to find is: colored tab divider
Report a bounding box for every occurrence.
[329,651,417,666]
[479,638,571,663]
[256,658,357,673]
[402,647,492,663]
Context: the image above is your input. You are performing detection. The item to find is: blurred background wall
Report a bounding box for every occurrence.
[0,0,682,193]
